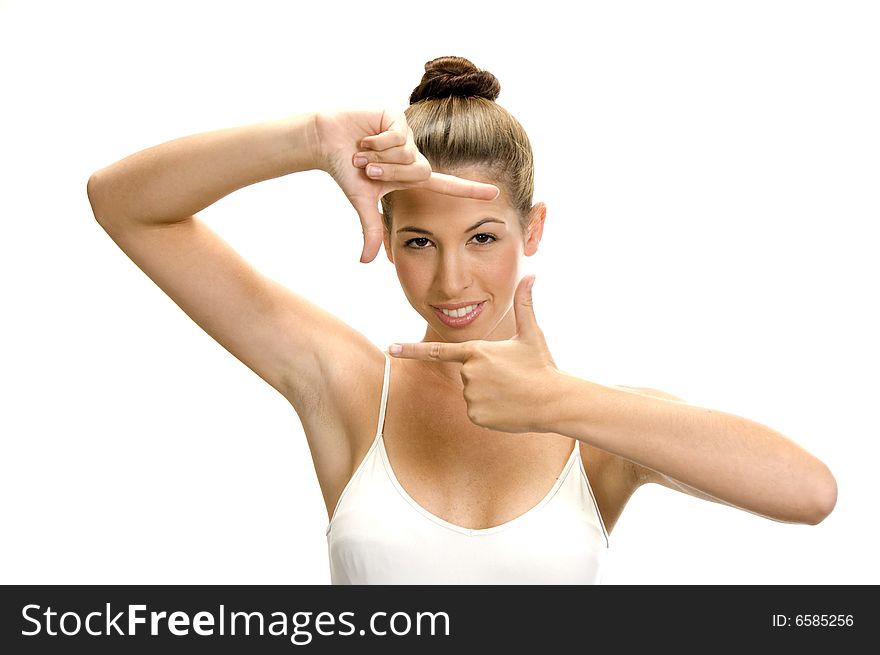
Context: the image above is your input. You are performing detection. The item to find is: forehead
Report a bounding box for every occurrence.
[392,169,513,226]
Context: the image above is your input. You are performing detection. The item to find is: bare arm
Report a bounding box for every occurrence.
[547,376,837,524]
[387,278,837,526]
[87,113,319,226]
[86,113,360,406]
[86,109,499,509]
[609,386,756,508]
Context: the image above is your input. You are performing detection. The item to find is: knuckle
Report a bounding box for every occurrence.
[466,405,479,423]
[467,407,488,428]
[417,161,433,181]
[429,342,442,360]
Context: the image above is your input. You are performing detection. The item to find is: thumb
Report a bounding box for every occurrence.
[351,196,385,263]
[514,274,540,338]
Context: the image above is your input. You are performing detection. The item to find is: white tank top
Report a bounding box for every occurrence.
[326,352,610,584]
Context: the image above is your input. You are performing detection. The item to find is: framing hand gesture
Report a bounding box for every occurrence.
[314,109,500,263]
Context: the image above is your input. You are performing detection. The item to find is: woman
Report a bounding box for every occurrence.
[87,56,837,584]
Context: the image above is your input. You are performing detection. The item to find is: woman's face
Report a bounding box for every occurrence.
[382,169,545,344]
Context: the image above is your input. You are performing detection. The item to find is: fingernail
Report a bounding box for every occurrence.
[389,344,402,355]
[354,156,368,167]
[367,165,383,177]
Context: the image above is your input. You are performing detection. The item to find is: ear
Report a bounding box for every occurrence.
[523,202,546,257]
[383,226,394,264]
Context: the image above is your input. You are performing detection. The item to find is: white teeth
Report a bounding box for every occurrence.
[440,304,477,318]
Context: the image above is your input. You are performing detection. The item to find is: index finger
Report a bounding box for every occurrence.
[422,172,501,201]
[389,341,470,362]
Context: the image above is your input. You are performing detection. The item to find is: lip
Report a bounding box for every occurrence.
[431,300,486,310]
[431,301,486,328]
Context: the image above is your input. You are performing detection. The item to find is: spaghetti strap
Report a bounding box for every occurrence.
[375,351,392,437]
[324,351,392,538]
[575,439,610,548]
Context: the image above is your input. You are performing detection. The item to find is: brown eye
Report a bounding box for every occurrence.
[405,237,432,249]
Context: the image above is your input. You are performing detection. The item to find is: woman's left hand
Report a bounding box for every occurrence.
[388,275,560,433]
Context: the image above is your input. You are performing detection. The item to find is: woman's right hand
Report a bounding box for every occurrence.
[313,109,500,263]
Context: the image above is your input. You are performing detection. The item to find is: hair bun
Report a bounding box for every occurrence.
[409,56,501,104]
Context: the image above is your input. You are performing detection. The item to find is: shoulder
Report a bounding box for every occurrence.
[606,386,723,505]
[578,384,690,532]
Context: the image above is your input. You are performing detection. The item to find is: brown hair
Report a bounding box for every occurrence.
[380,56,535,236]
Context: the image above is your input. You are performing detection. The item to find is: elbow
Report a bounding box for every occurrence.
[803,463,838,525]
[87,172,106,223]
[87,171,117,226]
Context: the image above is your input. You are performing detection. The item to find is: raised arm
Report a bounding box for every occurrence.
[87,113,348,408]
[87,114,320,227]
[87,108,500,515]
[87,109,500,405]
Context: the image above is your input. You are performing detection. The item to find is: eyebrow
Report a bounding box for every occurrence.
[396,218,506,235]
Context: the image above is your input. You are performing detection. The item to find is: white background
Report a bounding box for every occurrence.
[2,0,877,585]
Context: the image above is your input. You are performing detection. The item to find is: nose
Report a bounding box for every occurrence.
[434,250,471,298]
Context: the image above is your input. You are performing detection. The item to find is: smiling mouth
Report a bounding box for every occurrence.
[431,301,486,327]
